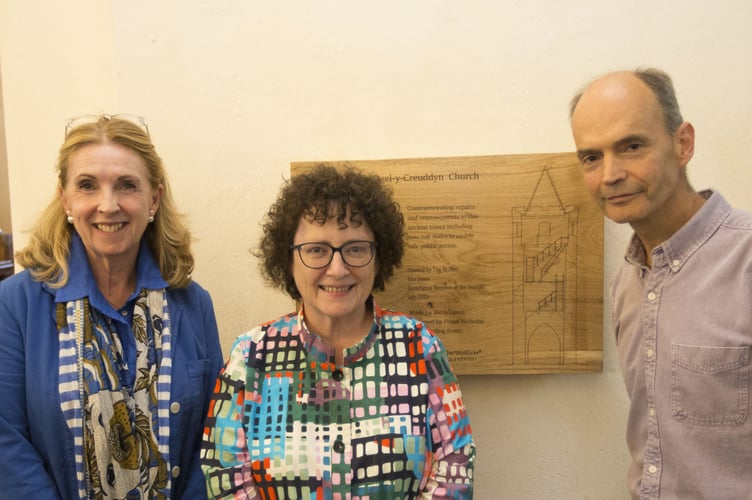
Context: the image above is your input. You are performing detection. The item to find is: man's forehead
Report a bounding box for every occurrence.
[573,78,662,135]
[578,73,652,113]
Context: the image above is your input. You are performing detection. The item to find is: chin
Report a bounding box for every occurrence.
[607,216,634,225]
[605,208,639,225]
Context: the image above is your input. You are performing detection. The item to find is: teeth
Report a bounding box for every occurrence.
[322,286,350,293]
[96,223,124,233]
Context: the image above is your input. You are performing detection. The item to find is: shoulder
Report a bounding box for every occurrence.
[722,207,752,232]
[225,313,297,369]
[230,313,298,347]
[0,268,37,289]
[610,258,637,289]
[378,307,426,333]
[242,313,298,343]
[377,307,446,354]
[166,280,213,307]
[0,271,56,338]
[0,269,51,305]
[703,191,752,232]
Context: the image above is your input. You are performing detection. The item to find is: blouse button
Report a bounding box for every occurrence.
[332,369,344,381]
[333,440,345,453]
[170,402,181,414]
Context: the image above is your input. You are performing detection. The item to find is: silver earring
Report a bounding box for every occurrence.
[66,212,74,224]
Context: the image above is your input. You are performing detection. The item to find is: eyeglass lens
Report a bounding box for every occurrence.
[296,241,375,268]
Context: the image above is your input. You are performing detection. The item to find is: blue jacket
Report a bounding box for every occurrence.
[0,244,223,498]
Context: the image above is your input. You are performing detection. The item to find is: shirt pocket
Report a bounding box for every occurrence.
[671,344,750,427]
[172,358,213,425]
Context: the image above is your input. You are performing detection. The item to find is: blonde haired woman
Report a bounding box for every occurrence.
[0,115,223,498]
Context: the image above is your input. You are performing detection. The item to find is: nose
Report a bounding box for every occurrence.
[601,154,627,185]
[326,250,351,276]
[97,188,120,213]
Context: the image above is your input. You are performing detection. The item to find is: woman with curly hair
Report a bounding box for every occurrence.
[0,115,223,498]
[201,164,475,499]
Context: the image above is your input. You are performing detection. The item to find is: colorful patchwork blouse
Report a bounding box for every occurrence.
[201,299,475,499]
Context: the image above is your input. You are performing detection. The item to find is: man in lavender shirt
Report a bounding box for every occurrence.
[569,67,752,499]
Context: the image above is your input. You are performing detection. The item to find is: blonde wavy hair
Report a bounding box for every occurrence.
[16,115,194,288]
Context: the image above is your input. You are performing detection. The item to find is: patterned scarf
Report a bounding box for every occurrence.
[57,289,173,499]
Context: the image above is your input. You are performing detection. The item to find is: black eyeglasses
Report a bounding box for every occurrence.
[290,240,377,269]
[64,114,150,138]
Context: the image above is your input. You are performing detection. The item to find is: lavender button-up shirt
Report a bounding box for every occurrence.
[612,190,752,500]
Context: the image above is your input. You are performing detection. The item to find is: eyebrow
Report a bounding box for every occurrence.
[73,172,142,181]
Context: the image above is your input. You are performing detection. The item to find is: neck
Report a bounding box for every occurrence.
[89,256,138,309]
[634,189,706,267]
[304,306,373,363]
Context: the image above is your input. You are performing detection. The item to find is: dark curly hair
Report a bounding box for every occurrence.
[256,164,405,301]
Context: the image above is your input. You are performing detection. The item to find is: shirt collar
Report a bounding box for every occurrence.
[625,190,732,270]
[55,232,167,305]
[297,296,380,364]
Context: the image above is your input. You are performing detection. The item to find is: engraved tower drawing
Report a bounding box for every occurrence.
[511,167,579,364]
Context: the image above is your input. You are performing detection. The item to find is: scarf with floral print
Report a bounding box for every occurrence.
[57,288,173,499]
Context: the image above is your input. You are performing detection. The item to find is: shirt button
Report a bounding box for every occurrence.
[672,259,680,267]
[332,369,344,381]
[333,440,345,453]
[646,348,655,359]
[647,292,656,301]
[648,465,658,474]
[170,402,181,414]
[171,466,181,478]
[649,407,656,417]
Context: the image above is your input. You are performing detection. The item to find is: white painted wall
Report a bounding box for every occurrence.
[2,1,751,498]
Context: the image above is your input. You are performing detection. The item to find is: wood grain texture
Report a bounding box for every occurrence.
[292,153,603,374]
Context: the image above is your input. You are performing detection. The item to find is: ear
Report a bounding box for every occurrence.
[151,184,164,213]
[675,122,695,167]
[58,185,70,213]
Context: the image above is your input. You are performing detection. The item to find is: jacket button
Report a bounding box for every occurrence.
[170,402,181,414]
[333,440,345,453]
[171,465,181,478]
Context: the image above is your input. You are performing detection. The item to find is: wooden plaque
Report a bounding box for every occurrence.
[292,153,603,374]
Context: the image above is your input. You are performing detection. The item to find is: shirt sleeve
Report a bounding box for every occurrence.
[420,325,476,499]
[0,281,63,498]
[200,333,258,499]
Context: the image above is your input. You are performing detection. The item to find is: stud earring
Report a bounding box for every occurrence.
[66,212,74,224]
[148,211,155,223]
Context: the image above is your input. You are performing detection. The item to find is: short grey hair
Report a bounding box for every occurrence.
[569,67,684,134]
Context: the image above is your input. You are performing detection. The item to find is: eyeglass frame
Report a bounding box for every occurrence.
[64,114,150,138]
[290,240,377,269]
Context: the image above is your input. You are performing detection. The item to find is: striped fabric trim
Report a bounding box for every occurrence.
[150,290,173,497]
[57,300,87,499]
